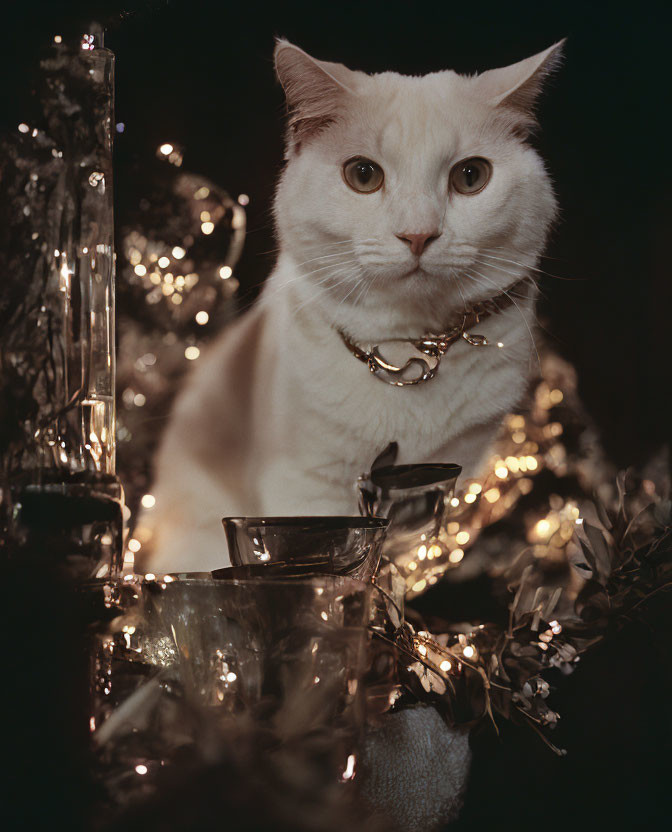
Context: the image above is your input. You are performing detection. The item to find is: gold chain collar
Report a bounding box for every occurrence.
[338,280,526,387]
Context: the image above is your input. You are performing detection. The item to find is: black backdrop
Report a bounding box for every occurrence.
[2,2,671,829]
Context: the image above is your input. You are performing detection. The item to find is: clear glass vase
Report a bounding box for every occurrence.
[0,25,122,579]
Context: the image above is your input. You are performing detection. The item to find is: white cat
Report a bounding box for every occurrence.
[147,39,562,573]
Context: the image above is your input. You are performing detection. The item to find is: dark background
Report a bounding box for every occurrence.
[2,2,671,830]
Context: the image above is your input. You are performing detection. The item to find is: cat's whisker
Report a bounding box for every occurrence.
[292,267,358,315]
[261,259,359,303]
[471,258,524,282]
[453,273,469,316]
[293,249,357,269]
[480,249,581,281]
[467,267,541,373]
[470,259,545,301]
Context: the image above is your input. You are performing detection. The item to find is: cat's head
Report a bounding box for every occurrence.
[272,39,563,334]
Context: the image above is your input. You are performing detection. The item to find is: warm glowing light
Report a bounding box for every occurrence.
[512,430,526,444]
[158,256,170,268]
[238,193,250,205]
[450,497,460,507]
[144,572,156,581]
[341,754,356,782]
[535,519,551,537]
[455,531,470,545]
[128,538,141,552]
[134,264,147,276]
[463,645,475,659]
[464,493,476,504]
[185,346,200,360]
[201,221,215,235]
[449,549,464,563]
[505,456,519,472]
[320,611,329,621]
[18,123,30,133]
[527,456,538,470]
[172,246,186,259]
[141,494,156,509]
[135,764,148,775]
[417,545,427,560]
[440,660,452,672]
[226,671,237,682]
[54,35,62,43]
[549,388,564,404]
[484,487,500,503]
[159,143,174,156]
[468,483,482,494]
[219,265,233,279]
[497,341,504,348]
[417,644,427,656]
[133,393,146,407]
[495,465,508,479]
[200,210,211,222]
[407,561,417,571]
[412,579,427,593]
[195,310,209,325]
[164,575,174,583]
[447,522,460,534]
[428,544,442,559]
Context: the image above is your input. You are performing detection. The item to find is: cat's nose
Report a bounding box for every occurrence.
[395,231,440,257]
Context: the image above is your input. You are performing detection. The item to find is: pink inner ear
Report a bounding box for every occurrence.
[475,41,564,115]
[275,44,351,153]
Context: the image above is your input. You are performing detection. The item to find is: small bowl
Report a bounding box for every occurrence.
[221,516,389,580]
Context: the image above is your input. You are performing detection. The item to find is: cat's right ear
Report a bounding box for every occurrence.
[274,39,356,157]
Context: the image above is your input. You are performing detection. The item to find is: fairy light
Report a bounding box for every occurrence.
[219,265,233,279]
[201,221,215,235]
[184,346,200,360]
[341,754,356,782]
[141,494,156,509]
[172,246,186,259]
[484,487,500,503]
[159,143,174,156]
[195,310,209,325]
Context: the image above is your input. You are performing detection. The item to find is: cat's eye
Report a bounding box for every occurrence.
[449,157,492,195]
[342,157,385,194]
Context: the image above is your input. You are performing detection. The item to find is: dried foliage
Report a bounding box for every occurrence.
[392,473,671,753]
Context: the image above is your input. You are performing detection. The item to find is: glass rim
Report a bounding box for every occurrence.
[368,462,462,490]
[164,571,372,591]
[221,515,389,530]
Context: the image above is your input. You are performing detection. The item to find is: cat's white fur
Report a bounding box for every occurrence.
[147,40,562,572]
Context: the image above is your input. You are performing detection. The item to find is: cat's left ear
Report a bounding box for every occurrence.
[274,39,359,156]
[474,40,565,124]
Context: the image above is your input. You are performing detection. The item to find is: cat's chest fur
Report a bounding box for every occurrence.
[249,268,533,513]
